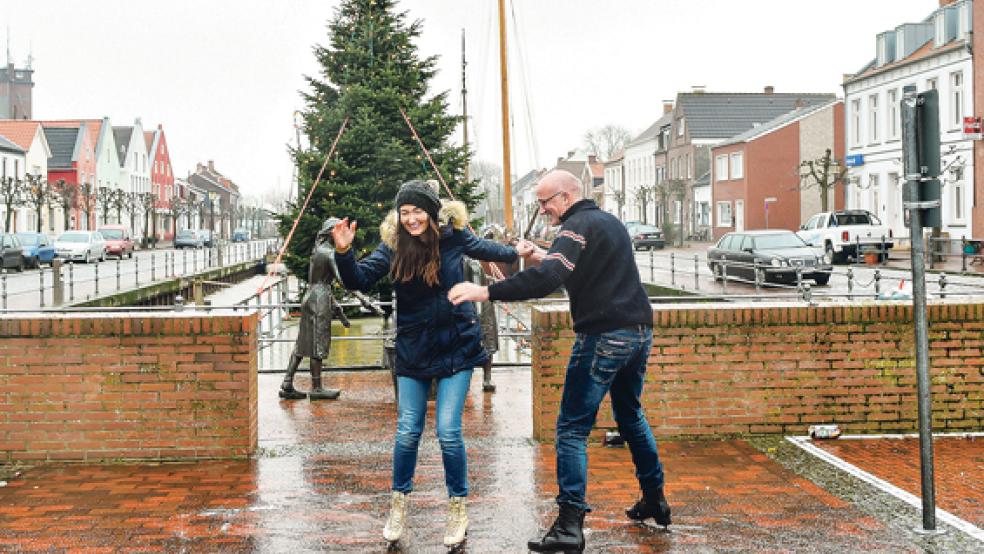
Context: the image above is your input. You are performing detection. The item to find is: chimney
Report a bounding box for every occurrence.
[196,162,203,173]
[207,160,215,172]
[663,100,674,114]
[764,85,775,95]
[588,154,597,164]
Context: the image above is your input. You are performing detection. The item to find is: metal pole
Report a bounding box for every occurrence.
[902,85,937,532]
[670,252,675,286]
[1,271,5,310]
[135,255,140,286]
[94,261,99,295]
[39,267,45,308]
[649,249,654,282]
[68,262,74,301]
[151,253,156,282]
[116,259,121,291]
[961,236,967,273]
[694,254,699,290]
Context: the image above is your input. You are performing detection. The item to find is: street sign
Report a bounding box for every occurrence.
[963,116,982,140]
[845,153,864,167]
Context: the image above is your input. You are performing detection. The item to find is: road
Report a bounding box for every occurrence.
[634,245,984,302]
[0,239,277,310]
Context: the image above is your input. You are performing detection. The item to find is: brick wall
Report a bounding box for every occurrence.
[0,311,258,462]
[531,302,983,442]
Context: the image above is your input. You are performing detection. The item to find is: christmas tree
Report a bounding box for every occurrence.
[281,0,478,284]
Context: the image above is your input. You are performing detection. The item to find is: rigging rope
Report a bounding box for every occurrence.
[255,118,350,295]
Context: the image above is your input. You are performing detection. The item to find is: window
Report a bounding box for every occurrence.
[730,152,743,179]
[951,71,963,128]
[851,99,861,145]
[715,155,728,181]
[870,174,880,216]
[954,179,964,220]
[716,201,733,227]
[869,94,879,143]
[673,200,681,224]
[686,153,691,179]
[926,77,938,91]
[677,118,685,137]
[887,89,899,140]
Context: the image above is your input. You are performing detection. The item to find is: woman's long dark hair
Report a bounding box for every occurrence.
[391,218,441,287]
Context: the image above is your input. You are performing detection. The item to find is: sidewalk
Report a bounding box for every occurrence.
[1,366,980,552]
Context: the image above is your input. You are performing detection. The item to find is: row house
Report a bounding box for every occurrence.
[844,0,974,244]
[114,119,152,237]
[0,120,53,232]
[510,169,545,239]
[710,99,845,241]
[669,88,835,241]
[44,118,121,228]
[0,135,26,232]
[43,123,97,231]
[602,150,625,219]
[621,108,671,226]
[146,125,176,240]
[186,160,241,239]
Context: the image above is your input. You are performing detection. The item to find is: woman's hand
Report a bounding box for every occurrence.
[514,239,535,258]
[332,217,357,252]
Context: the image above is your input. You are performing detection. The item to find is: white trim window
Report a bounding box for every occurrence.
[887,89,899,140]
[716,201,733,227]
[950,71,963,129]
[868,93,879,143]
[954,180,965,221]
[677,117,685,137]
[869,174,880,216]
[926,77,938,91]
[851,99,862,146]
[715,155,728,181]
[730,152,744,179]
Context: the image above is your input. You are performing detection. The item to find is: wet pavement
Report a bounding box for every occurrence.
[1,364,982,553]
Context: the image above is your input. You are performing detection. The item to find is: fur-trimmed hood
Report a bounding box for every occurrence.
[380,199,469,249]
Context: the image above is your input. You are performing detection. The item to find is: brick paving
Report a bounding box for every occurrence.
[813,436,984,529]
[0,368,978,552]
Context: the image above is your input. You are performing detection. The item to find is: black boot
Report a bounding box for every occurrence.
[527,503,586,553]
[626,486,671,527]
[279,354,307,399]
[308,359,340,401]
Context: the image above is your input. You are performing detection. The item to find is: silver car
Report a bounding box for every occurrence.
[54,231,107,263]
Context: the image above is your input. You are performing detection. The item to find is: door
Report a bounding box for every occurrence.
[735,200,745,232]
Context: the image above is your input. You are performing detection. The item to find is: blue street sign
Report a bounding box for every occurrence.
[845,153,865,167]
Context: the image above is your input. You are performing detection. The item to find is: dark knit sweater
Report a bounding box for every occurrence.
[488,199,653,334]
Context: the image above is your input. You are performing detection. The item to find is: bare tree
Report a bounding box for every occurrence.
[97,187,117,225]
[23,174,54,232]
[52,179,77,231]
[800,148,848,213]
[0,176,25,232]
[583,124,631,161]
[140,192,156,246]
[79,182,97,230]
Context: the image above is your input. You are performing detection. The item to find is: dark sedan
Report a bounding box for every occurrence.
[629,224,665,250]
[707,230,831,286]
[0,232,25,271]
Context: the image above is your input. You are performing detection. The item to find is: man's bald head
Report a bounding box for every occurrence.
[534,170,583,225]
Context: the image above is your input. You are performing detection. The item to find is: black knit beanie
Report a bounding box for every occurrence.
[394,180,441,222]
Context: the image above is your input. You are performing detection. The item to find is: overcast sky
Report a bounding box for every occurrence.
[6,0,936,200]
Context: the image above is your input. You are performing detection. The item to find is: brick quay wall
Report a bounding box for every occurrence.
[531,301,983,442]
[0,312,258,462]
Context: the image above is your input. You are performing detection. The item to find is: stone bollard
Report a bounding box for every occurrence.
[52,259,64,306]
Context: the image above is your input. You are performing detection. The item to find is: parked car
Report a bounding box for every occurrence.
[231,227,250,242]
[96,224,134,259]
[174,229,205,249]
[199,229,215,247]
[14,232,56,268]
[707,230,831,286]
[0,232,25,271]
[54,230,106,263]
[629,224,665,250]
[797,209,894,264]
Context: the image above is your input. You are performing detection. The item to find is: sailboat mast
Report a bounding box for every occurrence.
[497,0,514,231]
[461,29,469,185]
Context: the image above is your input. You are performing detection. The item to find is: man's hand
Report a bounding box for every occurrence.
[514,239,535,258]
[448,282,489,305]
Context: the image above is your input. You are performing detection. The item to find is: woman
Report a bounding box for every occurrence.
[332,180,530,549]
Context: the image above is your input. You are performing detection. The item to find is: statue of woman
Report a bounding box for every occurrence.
[280,217,350,400]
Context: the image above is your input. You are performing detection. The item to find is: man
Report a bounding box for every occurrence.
[448,170,670,553]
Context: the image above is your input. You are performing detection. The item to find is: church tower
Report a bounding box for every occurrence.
[0,41,33,119]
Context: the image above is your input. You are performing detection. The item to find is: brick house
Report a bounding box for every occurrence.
[43,122,97,231]
[667,88,836,241]
[186,160,240,239]
[710,99,845,240]
[145,125,175,240]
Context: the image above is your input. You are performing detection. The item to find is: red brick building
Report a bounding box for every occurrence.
[145,125,175,239]
[43,122,97,230]
[710,100,845,240]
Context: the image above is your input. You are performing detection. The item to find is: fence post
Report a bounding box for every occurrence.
[68,262,74,301]
[754,262,761,294]
[720,260,728,295]
[94,261,99,296]
[802,282,812,304]
[151,253,156,282]
[962,236,968,273]
[1,271,7,310]
[38,267,45,308]
[649,249,654,282]
[135,255,140,286]
[116,259,121,290]
[52,259,64,306]
[694,254,699,291]
[939,272,947,299]
[670,252,675,286]
[846,266,854,296]
[874,269,881,296]
[796,266,803,294]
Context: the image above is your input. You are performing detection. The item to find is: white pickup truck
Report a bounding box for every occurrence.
[797,210,894,264]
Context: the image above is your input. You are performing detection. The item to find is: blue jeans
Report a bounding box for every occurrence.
[555,326,664,511]
[392,369,473,497]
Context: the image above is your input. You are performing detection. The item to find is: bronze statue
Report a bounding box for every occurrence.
[280,217,350,400]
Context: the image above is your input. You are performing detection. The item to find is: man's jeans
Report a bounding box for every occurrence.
[393,369,473,497]
[555,326,664,510]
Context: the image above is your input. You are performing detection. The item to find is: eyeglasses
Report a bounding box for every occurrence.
[536,190,564,207]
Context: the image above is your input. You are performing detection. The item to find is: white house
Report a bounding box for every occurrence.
[0,134,26,232]
[843,0,974,242]
[0,121,54,231]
